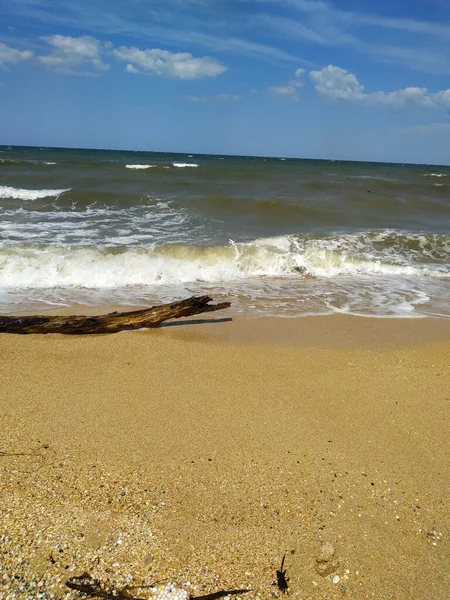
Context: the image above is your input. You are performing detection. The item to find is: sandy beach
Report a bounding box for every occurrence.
[1,315,449,600]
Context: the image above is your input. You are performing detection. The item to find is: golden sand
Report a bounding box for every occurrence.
[1,315,449,599]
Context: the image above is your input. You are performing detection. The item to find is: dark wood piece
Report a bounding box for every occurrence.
[66,573,249,600]
[0,296,230,335]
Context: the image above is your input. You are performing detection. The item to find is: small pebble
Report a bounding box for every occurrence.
[332,575,340,584]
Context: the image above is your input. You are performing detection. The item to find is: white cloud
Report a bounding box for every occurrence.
[0,41,33,66]
[269,84,300,100]
[265,0,450,40]
[269,66,305,100]
[341,11,450,40]
[0,0,305,66]
[113,46,226,79]
[255,14,328,44]
[310,65,450,111]
[38,35,109,74]
[185,94,240,102]
[309,65,363,101]
[125,63,139,74]
[256,1,450,75]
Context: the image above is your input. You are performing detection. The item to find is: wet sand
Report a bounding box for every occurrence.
[1,315,449,599]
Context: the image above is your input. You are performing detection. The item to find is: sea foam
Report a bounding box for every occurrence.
[0,232,447,290]
[126,164,171,170]
[0,185,70,200]
[173,162,198,168]
[126,164,155,169]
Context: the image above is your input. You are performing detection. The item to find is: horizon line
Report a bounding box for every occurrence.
[0,143,448,168]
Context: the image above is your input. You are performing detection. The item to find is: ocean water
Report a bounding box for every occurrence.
[0,145,449,318]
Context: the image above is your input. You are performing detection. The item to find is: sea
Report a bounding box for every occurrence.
[0,145,449,318]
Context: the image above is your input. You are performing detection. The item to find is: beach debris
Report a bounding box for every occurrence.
[275,554,289,593]
[66,573,249,600]
[0,295,231,335]
[315,542,338,577]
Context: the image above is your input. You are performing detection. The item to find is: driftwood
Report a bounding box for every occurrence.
[66,573,249,600]
[0,296,230,335]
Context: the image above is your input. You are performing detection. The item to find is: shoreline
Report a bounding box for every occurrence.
[1,315,449,599]
[3,306,450,348]
[158,312,450,349]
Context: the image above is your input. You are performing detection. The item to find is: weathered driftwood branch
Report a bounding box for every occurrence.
[66,573,249,600]
[0,296,230,335]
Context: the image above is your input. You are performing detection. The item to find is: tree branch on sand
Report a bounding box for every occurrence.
[66,572,249,599]
[0,296,231,335]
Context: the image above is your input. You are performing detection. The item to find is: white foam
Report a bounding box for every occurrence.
[44,161,57,165]
[0,185,70,200]
[0,233,447,291]
[434,183,444,187]
[424,173,447,177]
[173,162,198,168]
[126,164,154,169]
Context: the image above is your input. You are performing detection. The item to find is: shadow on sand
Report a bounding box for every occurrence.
[161,317,233,328]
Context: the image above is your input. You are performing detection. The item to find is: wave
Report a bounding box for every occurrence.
[0,159,26,166]
[424,173,447,178]
[126,164,155,169]
[0,231,447,290]
[0,158,57,166]
[0,185,71,201]
[173,162,199,168]
[126,164,171,170]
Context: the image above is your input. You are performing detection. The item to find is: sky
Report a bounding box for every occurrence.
[0,0,450,164]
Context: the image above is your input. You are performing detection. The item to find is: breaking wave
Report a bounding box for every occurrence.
[0,185,71,201]
[0,159,57,166]
[0,231,447,290]
[173,162,199,168]
[126,164,172,170]
[126,164,155,169]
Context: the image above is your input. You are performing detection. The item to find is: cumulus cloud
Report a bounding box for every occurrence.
[269,66,305,100]
[113,46,226,79]
[310,65,450,110]
[0,41,33,66]
[185,94,240,102]
[38,35,109,74]
[309,65,364,101]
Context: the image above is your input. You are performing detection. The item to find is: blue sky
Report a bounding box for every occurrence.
[0,0,450,164]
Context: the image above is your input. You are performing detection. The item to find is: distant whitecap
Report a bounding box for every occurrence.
[173,162,198,168]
